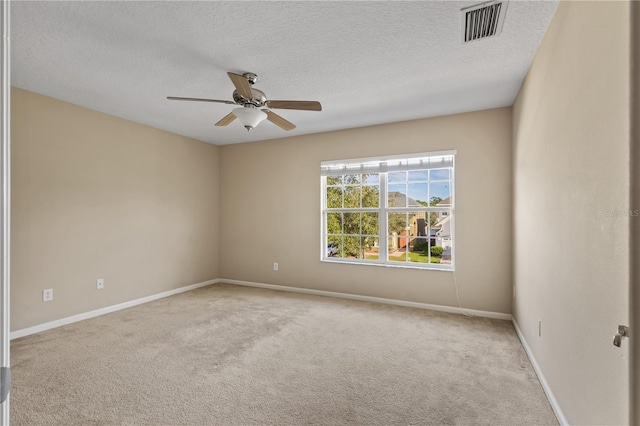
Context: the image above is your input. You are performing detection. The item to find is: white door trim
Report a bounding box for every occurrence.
[0,0,10,424]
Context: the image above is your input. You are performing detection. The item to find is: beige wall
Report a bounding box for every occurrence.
[219,108,513,314]
[513,2,630,425]
[11,88,219,330]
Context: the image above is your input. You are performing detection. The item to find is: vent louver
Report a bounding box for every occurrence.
[462,1,507,43]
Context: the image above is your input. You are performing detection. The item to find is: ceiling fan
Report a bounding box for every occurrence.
[167,72,322,132]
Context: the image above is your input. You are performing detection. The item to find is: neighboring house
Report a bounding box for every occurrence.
[433,214,452,249]
[427,196,452,249]
[386,192,452,251]
[388,192,427,250]
[436,196,452,221]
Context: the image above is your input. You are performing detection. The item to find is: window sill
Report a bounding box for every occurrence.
[321,258,455,272]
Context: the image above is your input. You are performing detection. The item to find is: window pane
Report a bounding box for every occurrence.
[362,237,379,260]
[326,212,342,235]
[408,183,428,206]
[343,212,360,235]
[388,171,406,183]
[429,241,444,265]
[362,185,380,208]
[429,211,440,229]
[344,186,361,208]
[361,212,379,235]
[408,237,430,264]
[429,181,451,201]
[435,215,453,264]
[388,241,406,263]
[430,169,450,180]
[363,174,379,185]
[327,186,343,208]
[388,212,406,235]
[327,235,342,258]
[343,236,361,259]
[388,184,407,207]
[408,170,428,182]
[344,174,360,185]
[439,243,452,265]
[326,175,342,186]
[408,211,428,238]
[430,196,446,206]
[433,211,451,224]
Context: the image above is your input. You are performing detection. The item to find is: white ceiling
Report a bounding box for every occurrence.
[11,1,558,146]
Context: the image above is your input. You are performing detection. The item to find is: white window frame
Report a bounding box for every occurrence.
[320,150,456,271]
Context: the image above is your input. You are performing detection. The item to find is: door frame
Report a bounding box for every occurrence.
[631,1,640,424]
[0,0,10,424]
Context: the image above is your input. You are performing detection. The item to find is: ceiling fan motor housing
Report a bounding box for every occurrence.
[233,88,267,108]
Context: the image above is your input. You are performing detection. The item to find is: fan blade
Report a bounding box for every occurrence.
[215,112,236,127]
[227,72,253,99]
[263,110,296,131]
[167,96,235,105]
[266,100,322,111]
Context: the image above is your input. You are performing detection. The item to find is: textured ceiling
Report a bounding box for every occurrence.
[11,1,558,145]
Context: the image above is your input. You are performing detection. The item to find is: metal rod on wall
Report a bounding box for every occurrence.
[0,0,10,424]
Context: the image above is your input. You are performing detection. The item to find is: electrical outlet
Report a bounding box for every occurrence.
[42,288,53,302]
[538,319,542,337]
[96,278,104,290]
[273,262,278,271]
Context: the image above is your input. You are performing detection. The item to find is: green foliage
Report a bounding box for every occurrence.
[343,236,360,258]
[361,213,379,235]
[327,212,342,234]
[326,186,342,208]
[344,186,360,208]
[326,176,342,186]
[429,211,439,227]
[412,241,429,252]
[389,252,441,264]
[362,184,379,208]
[409,243,443,259]
[343,212,360,234]
[388,213,406,235]
[326,174,379,209]
[429,196,443,206]
[343,174,360,185]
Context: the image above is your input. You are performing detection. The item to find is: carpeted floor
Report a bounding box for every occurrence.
[10,283,557,425]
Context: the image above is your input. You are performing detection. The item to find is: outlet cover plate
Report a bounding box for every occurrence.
[42,288,53,302]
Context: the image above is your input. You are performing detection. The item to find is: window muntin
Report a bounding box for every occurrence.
[321,152,455,270]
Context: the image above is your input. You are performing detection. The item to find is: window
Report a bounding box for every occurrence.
[321,151,455,270]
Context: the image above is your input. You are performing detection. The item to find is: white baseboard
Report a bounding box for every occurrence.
[11,275,511,330]
[220,278,512,320]
[512,319,568,426]
[11,277,510,340]
[10,278,221,340]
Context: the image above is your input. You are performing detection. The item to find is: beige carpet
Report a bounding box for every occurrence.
[10,283,557,425]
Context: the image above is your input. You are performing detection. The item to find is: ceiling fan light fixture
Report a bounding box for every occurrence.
[168,71,322,132]
[232,106,267,131]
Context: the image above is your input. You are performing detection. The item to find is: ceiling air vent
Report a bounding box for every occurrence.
[461,1,508,43]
